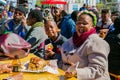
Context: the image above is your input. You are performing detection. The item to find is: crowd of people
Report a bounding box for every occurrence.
[0,3,120,80]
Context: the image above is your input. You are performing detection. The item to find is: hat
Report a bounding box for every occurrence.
[15,6,27,16]
[78,10,97,26]
[44,8,50,12]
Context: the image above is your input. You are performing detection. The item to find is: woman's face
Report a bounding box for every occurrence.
[54,9,60,16]
[76,14,93,36]
[45,21,58,38]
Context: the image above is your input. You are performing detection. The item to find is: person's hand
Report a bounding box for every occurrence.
[65,69,77,78]
[67,61,75,66]
[21,16,27,26]
[45,50,55,57]
[65,62,78,78]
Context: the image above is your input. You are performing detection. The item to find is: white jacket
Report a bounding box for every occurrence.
[61,34,110,80]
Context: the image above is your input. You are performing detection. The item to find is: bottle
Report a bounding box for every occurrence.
[12,55,21,72]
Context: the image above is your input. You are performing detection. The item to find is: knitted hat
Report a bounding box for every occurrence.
[15,6,27,16]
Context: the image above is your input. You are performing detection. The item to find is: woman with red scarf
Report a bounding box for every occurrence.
[61,10,110,80]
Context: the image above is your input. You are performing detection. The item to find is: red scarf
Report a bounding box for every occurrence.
[73,28,96,47]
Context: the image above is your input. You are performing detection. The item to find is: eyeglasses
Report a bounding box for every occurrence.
[14,11,23,16]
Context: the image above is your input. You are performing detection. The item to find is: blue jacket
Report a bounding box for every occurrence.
[0,19,28,38]
[60,14,76,39]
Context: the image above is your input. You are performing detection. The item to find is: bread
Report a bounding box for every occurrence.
[28,57,48,71]
[0,63,12,73]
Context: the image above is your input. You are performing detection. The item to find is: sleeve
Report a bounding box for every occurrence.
[67,20,76,37]
[26,28,47,48]
[76,38,110,80]
[0,23,6,34]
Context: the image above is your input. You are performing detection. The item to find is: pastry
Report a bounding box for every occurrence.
[28,57,48,71]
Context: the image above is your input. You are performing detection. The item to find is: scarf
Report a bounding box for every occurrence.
[73,28,96,47]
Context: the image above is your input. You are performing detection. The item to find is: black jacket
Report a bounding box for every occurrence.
[105,32,120,74]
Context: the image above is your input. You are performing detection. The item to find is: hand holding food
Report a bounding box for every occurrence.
[45,43,55,58]
[65,62,79,78]
[45,50,55,57]
[46,43,53,51]
[65,69,76,78]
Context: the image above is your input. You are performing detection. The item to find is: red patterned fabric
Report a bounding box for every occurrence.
[0,33,31,60]
[73,28,96,47]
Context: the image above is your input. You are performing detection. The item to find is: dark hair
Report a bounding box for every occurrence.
[15,6,27,16]
[114,16,120,34]
[35,4,38,7]
[61,10,67,17]
[71,10,79,22]
[9,6,15,11]
[88,9,99,22]
[111,11,120,16]
[44,19,57,26]
[83,3,87,7]
[28,9,43,22]
[101,9,110,14]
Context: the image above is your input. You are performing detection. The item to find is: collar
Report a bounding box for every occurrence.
[102,18,112,24]
[49,33,61,43]
[32,22,44,28]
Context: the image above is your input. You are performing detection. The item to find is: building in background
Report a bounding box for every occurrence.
[28,0,36,11]
[6,0,17,7]
[65,0,96,13]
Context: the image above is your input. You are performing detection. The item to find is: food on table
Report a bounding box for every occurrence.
[28,57,48,71]
[2,73,23,80]
[46,43,53,51]
[0,63,12,73]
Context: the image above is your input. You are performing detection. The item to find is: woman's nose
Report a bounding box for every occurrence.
[78,24,84,27]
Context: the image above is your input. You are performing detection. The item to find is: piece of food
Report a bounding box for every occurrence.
[46,44,53,51]
[28,57,48,71]
[0,63,12,73]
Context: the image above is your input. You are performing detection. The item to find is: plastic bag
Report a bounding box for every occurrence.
[0,33,31,60]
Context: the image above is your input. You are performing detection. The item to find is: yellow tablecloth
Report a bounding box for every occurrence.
[0,54,77,80]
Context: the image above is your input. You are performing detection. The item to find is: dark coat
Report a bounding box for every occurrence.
[105,32,120,74]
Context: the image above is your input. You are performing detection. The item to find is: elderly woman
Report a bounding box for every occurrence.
[61,10,110,80]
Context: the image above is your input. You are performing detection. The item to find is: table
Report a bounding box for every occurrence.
[0,54,77,80]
